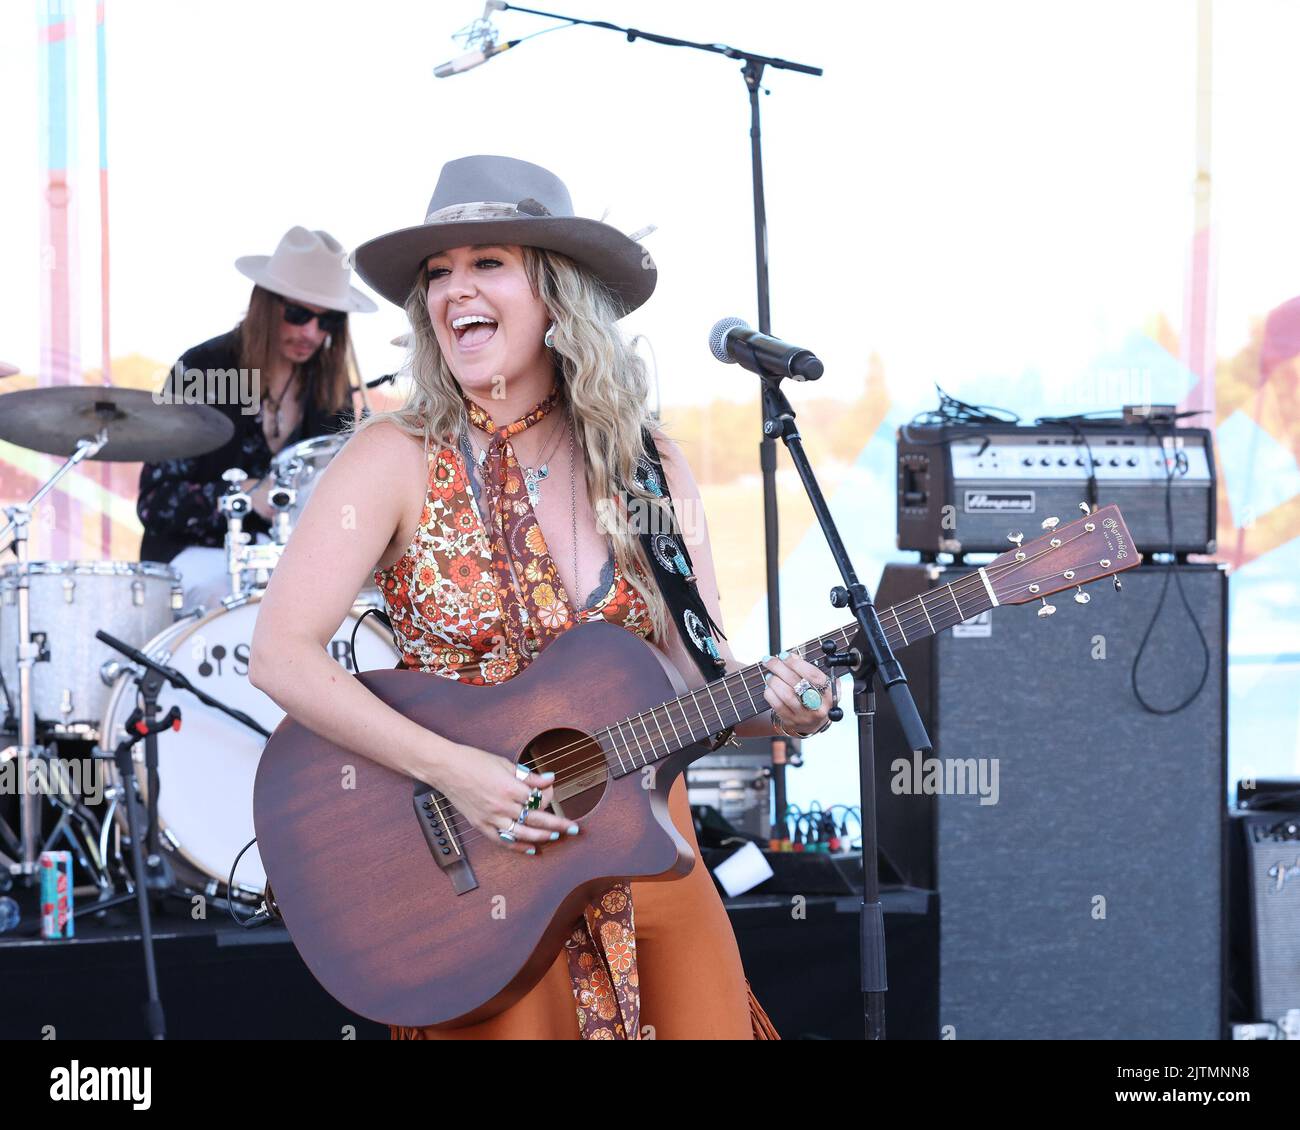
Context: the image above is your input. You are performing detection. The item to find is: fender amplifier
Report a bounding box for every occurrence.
[1230,808,1300,1024]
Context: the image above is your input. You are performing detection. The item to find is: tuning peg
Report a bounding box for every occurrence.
[1078,501,1090,514]
[1074,586,1090,604]
[1037,598,1056,618]
[1113,576,1122,592]
[1040,516,1060,532]
[1007,530,1024,548]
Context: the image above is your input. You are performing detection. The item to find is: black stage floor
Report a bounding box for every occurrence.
[0,884,938,1040]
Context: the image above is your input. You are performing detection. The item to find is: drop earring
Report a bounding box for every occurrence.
[543,322,556,349]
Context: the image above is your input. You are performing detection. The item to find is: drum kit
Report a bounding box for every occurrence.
[0,386,398,914]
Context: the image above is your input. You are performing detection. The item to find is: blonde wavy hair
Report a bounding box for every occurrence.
[353,245,676,643]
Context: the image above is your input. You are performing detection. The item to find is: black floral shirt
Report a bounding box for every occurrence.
[136,329,354,563]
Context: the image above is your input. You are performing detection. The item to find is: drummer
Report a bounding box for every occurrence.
[137,226,376,607]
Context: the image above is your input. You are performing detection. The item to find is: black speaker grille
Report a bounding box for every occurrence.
[932,565,1226,1039]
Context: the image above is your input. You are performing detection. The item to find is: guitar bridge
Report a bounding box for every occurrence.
[413,786,478,895]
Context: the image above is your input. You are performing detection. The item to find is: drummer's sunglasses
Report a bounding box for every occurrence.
[281,300,347,334]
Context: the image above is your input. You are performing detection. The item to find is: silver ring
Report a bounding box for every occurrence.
[498,823,518,844]
[800,686,823,711]
[517,805,531,826]
[793,678,813,696]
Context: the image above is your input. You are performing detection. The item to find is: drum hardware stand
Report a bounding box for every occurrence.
[268,464,298,546]
[756,362,932,1042]
[0,431,107,882]
[34,749,116,899]
[220,468,295,598]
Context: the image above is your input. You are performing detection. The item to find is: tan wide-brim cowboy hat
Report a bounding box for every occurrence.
[351,155,656,316]
[236,226,378,314]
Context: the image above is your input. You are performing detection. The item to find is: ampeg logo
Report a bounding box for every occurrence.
[964,491,1035,514]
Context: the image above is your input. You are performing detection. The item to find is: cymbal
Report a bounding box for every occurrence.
[0,386,235,462]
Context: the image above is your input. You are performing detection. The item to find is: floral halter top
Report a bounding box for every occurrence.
[374,390,650,1039]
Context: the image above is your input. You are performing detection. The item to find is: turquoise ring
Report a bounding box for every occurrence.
[799,686,823,711]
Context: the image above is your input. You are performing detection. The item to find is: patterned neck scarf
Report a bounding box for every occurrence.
[463,386,566,660]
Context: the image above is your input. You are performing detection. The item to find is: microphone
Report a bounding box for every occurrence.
[434,39,513,78]
[709,317,824,381]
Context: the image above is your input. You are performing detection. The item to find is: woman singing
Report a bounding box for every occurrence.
[249,156,833,1039]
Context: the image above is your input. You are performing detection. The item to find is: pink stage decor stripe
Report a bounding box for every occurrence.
[38,0,81,560]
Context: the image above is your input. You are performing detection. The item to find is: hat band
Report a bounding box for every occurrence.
[424,199,554,225]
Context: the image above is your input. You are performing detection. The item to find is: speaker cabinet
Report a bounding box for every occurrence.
[874,563,1227,1039]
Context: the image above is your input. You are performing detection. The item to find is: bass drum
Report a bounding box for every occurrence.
[99,592,400,896]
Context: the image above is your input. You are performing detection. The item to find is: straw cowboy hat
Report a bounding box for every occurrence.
[351,155,656,316]
[236,226,378,314]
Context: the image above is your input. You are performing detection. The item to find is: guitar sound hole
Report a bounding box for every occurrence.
[519,728,609,822]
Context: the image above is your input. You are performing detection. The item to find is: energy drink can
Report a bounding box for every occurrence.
[39,851,74,939]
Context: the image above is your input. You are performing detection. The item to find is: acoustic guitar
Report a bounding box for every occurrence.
[253,503,1140,1028]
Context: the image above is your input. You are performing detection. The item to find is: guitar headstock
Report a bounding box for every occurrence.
[986,503,1142,616]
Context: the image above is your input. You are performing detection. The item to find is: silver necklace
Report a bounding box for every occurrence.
[264,370,300,441]
[522,412,569,507]
[567,419,579,610]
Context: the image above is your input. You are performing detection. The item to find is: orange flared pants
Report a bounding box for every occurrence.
[393,775,779,1040]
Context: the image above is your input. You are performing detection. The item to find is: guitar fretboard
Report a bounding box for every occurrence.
[596,567,1001,776]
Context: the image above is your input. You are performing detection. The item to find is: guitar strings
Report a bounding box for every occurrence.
[418,532,1111,853]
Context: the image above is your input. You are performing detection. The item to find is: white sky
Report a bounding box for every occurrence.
[2,0,1298,413]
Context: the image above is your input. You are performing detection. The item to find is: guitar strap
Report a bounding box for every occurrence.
[622,425,738,752]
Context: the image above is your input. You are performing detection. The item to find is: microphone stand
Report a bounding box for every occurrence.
[759,372,933,1042]
[95,703,184,1040]
[86,632,268,919]
[492,2,823,839]
[95,630,271,742]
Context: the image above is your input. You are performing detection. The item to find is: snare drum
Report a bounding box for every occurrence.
[98,591,399,895]
[0,561,182,738]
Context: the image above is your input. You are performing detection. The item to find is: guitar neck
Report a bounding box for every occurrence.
[597,568,999,776]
